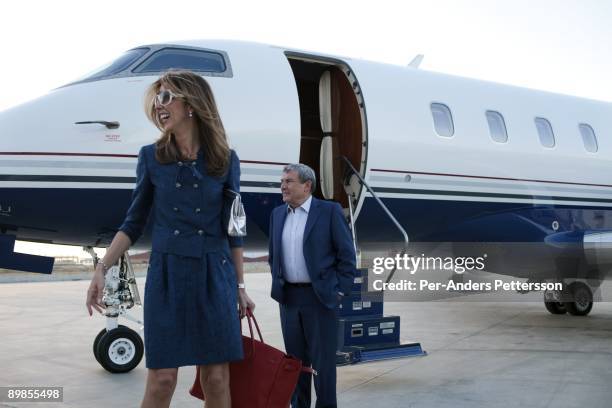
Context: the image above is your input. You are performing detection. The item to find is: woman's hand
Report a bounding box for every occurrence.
[86,268,106,316]
[237,288,255,319]
[85,233,131,316]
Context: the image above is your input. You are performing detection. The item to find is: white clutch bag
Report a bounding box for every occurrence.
[225,189,247,237]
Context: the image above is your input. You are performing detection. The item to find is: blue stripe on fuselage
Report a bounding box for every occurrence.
[1,188,610,248]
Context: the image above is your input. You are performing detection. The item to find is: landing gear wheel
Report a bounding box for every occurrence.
[93,325,129,364]
[544,301,566,315]
[564,282,593,316]
[93,329,106,364]
[96,326,144,373]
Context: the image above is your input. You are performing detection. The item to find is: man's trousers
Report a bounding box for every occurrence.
[280,284,338,408]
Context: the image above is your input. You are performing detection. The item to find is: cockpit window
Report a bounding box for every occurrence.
[61,45,232,88]
[81,48,150,81]
[132,48,226,73]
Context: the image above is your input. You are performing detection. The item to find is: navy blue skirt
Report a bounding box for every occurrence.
[143,250,243,368]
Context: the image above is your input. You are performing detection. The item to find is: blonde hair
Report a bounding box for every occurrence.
[144,70,230,176]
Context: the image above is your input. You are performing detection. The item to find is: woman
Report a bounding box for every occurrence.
[85,70,255,408]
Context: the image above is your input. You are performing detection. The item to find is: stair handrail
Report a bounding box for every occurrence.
[340,156,409,283]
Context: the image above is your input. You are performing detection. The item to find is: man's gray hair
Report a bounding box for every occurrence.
[283,163,316,193]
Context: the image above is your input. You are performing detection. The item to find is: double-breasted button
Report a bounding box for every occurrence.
[173,230,180,236]
[193,183,199,188]
[195,208,201,213]
[197,230,204,235]
[176,182,182,188]
[178,161,183,166]
[191,162,196,166]
[173,207,179,212]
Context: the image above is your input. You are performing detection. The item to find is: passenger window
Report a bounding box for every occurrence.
[133,48,226,73]
[579,124,598,153]
[485,111,508,143]
[431,103,454,137]
[534,117,555,148]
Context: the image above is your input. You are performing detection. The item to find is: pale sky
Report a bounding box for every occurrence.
[4,0,612,256]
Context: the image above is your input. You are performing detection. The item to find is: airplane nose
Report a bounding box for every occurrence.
[0,78,157,154]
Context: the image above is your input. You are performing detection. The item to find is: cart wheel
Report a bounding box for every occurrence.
[96,326,144,373]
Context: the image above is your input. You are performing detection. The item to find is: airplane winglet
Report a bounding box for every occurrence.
[408,54,424,69]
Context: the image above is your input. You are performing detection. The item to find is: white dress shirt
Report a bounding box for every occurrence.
[281,195,312,283]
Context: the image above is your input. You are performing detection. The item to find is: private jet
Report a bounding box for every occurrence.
[1,40,611,372]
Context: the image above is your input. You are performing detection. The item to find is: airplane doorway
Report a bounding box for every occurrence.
[286,54,367,214]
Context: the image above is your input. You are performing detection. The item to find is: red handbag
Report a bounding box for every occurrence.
[190,309,314,407]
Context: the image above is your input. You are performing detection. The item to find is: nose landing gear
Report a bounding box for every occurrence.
[85,247,144,373]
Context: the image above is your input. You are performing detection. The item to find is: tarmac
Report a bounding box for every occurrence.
[1,266,612,408]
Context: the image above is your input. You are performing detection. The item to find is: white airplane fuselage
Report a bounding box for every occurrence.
[1,40,611,282]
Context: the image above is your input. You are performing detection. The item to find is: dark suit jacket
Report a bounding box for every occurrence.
[268,197,357,309]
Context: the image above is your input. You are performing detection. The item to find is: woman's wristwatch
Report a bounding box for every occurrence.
[237,283,245,289]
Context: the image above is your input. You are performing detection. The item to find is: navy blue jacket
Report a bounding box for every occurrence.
[268,197,357,309]
[119,143,242,257]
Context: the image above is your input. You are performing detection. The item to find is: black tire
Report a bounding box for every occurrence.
[544,301,566,315]
[564,282,593,316]
[93,325,129,364]
[96,326,144,373]
[93,329,106,364]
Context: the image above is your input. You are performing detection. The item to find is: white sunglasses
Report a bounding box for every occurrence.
[155,90,184,106]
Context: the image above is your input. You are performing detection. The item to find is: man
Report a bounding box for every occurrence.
[268,163,356,408]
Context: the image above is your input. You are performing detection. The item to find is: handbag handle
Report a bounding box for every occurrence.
[240,311,317,375]
[224,189,240,198]
[246,309,263,341]
[239,309,263,358]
